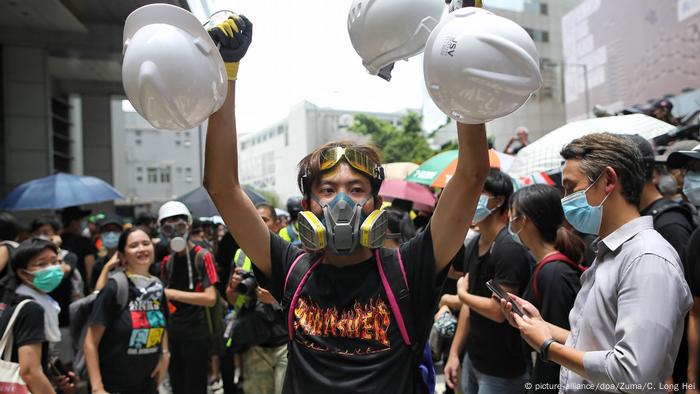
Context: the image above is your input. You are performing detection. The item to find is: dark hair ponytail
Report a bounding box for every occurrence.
[510,185,585,263]
[554,225,585,263]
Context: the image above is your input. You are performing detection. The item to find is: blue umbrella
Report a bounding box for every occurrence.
[0,173,125,211]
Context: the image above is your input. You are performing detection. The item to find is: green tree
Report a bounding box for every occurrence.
[349,112,435,163]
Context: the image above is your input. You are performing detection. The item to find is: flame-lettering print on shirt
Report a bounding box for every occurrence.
[127,284,166,355]
[293,296,392,354]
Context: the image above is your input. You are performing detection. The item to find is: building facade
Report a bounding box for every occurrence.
[239,101,410,203]
[111,100,204,211]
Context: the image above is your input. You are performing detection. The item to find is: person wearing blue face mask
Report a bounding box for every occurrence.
[0,238,76,393]
[507,184,585,394]
[89,214,124,291]
[499,133,692,393]
[444,169,533,394]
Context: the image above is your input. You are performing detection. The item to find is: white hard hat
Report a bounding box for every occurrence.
[348,0,444,80]
[122,4,227,131]
[158,201,192,225]
[423,7,542,124]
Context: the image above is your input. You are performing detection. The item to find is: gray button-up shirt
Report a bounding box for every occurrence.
[560,216,692,393]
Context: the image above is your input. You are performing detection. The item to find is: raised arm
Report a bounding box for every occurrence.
[431,123,489,271]
[203,15,272,276]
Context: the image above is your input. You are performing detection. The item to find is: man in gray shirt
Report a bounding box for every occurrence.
[500,133,693,393]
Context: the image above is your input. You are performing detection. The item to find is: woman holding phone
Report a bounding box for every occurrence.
[506,185,585,394]
[84,228,169,394]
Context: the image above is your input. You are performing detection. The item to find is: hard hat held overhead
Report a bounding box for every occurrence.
[424,7,542,124]
[348,0,445,81]
[122,4,227,131]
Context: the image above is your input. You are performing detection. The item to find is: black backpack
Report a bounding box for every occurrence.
[650,199,698,230]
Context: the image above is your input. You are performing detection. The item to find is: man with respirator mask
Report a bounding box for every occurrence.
[203,12,491,393]
[156,201,219,394]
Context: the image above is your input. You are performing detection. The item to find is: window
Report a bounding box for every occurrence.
[136,176,143,182]
[186,167,192,173]
[135,130,142,136]
[175,140,181,146]
[541,31,549,43]
[176,167,182,173]
[185,132,191,137]
[184,140,191,147]
[147,168,157,183]
[160,168,171,183]
[540,3,548,15]
[135,139,141,145]
[136,167,143,172]
[186,176,193,183]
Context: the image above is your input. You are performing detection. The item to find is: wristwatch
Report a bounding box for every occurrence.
[539,337,556,361]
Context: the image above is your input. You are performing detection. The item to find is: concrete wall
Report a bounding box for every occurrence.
[1,45,51,195]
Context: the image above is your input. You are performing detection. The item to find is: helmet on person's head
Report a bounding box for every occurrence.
[158,201,192,225]
[348,0,445,81]
[423,7,542,123]
[286,196,304,217]
[122,4,227,131]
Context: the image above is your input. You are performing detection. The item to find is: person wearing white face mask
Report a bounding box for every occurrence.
[444,169,533,393]
[668,143,700,388]
[0,238,75,394]
[499,133,693,394]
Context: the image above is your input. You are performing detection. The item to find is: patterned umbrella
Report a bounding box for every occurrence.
[405,149,513,188]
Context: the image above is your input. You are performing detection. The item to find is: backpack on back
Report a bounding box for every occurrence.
[281,247,436,394]
[69,270,130,380]
[531,252,586,305]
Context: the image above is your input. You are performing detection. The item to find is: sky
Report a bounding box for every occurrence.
[185,0,448,134]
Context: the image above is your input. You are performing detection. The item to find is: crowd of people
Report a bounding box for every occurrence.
[2,10,700,394]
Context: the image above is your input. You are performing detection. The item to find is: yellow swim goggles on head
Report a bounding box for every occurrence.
[319,147,384,180]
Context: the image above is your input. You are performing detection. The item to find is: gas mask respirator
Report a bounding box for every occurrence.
[297,192,388,255]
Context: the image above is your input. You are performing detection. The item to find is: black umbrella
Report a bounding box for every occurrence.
[176,186,267,218]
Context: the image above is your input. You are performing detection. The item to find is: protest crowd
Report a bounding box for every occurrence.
[1,1,700,394]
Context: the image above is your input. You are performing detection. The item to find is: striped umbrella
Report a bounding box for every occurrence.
[405,149,514,188]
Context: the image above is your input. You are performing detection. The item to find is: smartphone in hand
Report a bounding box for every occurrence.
[485,280,525,317]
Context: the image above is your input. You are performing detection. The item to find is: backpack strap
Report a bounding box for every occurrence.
[0,299,33,361]
[161,253,175,287]
[532,252,586,304]
[230,249,253,310]
[282,252,322,340]
[375,248,414,347]
[112,271,130,309]
[286,224,299,245]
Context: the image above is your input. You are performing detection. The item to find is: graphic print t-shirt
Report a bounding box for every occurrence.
[260,226,446,394]
[89,277,168,392]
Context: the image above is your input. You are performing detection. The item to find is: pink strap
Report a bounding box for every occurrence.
[375,249,412,346]
[287,257,323,340]
[284,253,308,290]
[395,248,408,286]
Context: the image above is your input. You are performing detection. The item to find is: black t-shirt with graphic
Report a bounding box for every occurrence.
[160,246,219,340]
[89,277,168,392]
[0,295,48,373]
[258,225,446,394]
[465,228,533,378]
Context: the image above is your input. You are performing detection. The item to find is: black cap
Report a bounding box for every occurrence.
[61,206,91,224]
[98,213,123,230]
[286,196,304,216]
[654,99,673,110]
[668,143,700,169]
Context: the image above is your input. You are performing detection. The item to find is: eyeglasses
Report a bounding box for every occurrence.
[319,147,383,180]
[161,220,188,237]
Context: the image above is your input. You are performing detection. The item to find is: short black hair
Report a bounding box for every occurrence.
[11,237,58,272]
[0,212,18,241]
[255,203,277,221]
[30,216,62,234]
[135,212,157,227]
[483,168,514,214]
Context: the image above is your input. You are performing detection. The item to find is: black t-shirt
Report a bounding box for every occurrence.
[258,226,446,394]
[522,259,581,393]
[216,232,239,296]
[0,295,49,373]
[61,232,97,291]
[49,251,78,327]
[89,277,168,392]
[90,253,116,291]
[641,198,694,264]
[465,228,533,378]
[160,246,219,340]
[686,228,700,297]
